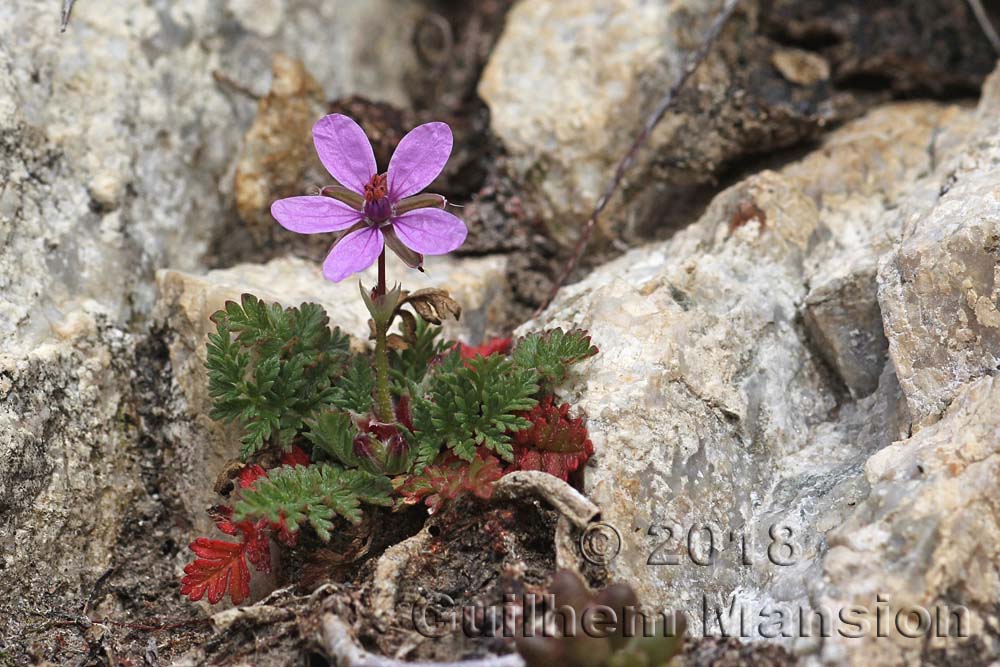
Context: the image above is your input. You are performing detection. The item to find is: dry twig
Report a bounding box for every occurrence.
[967,0,1000,55]
[533,0,741,318]
[61,0,76,32]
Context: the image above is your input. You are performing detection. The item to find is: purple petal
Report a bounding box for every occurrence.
[322,226,384,282]
[391,208,467,255]
[387,122,453,201]
[313,114,377,194]
[271,196,364,234]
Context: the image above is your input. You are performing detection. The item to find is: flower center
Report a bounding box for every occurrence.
[363,173,392,224]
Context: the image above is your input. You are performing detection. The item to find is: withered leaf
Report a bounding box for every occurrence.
[387,334,410,351]
[398,309,418,344]
[402,288,462,325]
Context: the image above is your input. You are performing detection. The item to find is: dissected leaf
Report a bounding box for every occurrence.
[306,411,362,467]
[280,445,312,467]
[233,463,393,541]
[330,354,374,414]
[390,318,446,388]
[396,450,504,513]
[512,329,598,388]
[513,396,593,481]
[416,351,539,462]
[457,337,513,360]
[181,538,251,605]
[180,513,272,606]
[206,296,351,459]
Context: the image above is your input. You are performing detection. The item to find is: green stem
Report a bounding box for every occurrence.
[372,250,394,422]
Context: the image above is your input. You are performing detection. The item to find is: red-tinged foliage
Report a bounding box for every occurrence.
[242,520,271,573]
[280,445,312,467]
[396,450,504,513]
[457,337,513,360]
[512,396,593,481]
[352,395,414,474]
[238,464,268,490]
[272,514,299,547]
[181,505,271,605]
[207,504,240,536]
[181,537,252,605]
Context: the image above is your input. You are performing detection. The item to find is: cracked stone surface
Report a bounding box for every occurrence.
[878,75,1000,430]
[479,0,840,247]
[0,0,431,660]
[478,0,996,248]
[4,0,1000,664]
[524,68,1000,665]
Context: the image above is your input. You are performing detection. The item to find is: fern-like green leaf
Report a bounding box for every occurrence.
[512,329,598,388]
[330,355,375,414]
[205,295,351,459]
[306,411,362,468]
[233,464,393,541]
[418,351,539,462]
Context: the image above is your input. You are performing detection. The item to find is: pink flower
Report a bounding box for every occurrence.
[270,114,467,282]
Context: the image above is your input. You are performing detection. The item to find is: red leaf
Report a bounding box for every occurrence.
[208,504,239,536]
[238,464,268,489]
[273,514,299,547]
[397,450,504,513]
[280,445,312,467]
[456,337,513,361]
[512,396,593,481]
[181,538,251,605]
[181,510,272,605]
[241,520,271,574]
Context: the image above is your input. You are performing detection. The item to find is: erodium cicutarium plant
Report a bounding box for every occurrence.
[181,114,599,606]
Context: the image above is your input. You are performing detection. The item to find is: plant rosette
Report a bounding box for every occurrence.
[180,114,600,607]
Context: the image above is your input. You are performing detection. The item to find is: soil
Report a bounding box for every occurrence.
[14,1,1000,665]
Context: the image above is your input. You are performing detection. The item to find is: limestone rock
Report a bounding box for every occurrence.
[878,69,1000,429]
[0,323,140,644]
[522,91,993,664]
[803,263,887,398]
[0,0,430,659]
[234,55,328,240]
[790,101,978,400]
[157,253,512,353]
[0,0,430,353]
[819,374,1000,666]
[521,167,834,613]
[478,0,837,247]
[479,0,996,249]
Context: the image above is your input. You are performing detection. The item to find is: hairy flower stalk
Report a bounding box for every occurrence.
[372,257,394,423]
[272,113,467,425]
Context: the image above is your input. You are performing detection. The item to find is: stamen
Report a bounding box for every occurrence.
[364,173,389,203]
[363,173,392,223]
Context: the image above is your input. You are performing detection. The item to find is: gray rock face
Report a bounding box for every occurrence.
[878,79,1000,429]
[479,0,838,247]
[0,0,430,659]
[819,374,1000,666]
[0,0,428,351]
[0,321,140,636]
[524,69,1000,665]
[479,0,996,250]
[803,264,887,398]
[3,0,1000,664]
